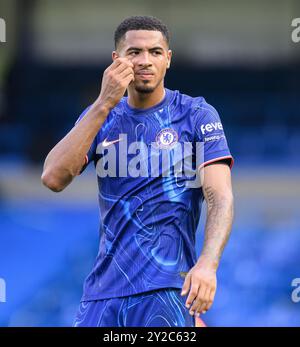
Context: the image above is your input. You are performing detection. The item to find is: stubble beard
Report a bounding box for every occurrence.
[134,82,155,94]
[134,78,162,94]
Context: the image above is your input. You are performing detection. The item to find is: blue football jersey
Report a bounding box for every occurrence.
[75,88,233,301]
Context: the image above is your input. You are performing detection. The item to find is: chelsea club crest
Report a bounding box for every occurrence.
[155,128,178,149]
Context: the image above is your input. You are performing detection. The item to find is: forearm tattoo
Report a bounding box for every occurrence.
[201,186,234,266]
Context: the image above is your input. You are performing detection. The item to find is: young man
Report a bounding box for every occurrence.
[41,16,234,327]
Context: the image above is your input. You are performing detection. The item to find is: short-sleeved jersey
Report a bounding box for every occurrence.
[75,88,233,301]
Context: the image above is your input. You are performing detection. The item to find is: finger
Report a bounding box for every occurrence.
[196,287,210,314]
[122,73,135,87]
[199,287,215,315]
[108,59,123,71]
[190,283,206,314]
[123,69,135,81]
[104,59,127,76]
[189,298,201,316]
[205,288,216,312]
[114,61,134,75]
[185,283,199,311]
[181,273,191,297]
[112,58,133,71]
[116,57,133,66]
[119,67,134,79]
[109,69,134,90]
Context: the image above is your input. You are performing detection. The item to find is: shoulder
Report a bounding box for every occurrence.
[169,89,219,123]
[192,97,221,125]
[169,89,205,110]
[169,89,215,115]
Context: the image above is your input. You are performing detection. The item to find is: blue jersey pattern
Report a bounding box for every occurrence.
[75,89,233,302]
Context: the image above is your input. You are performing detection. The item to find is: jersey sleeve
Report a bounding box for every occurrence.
[74,106,97,174]
[194,99,234,169]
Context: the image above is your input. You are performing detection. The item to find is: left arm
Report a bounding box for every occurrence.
[181,161,234,317]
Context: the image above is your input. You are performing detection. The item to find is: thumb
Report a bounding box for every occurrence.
[181,273,191,296]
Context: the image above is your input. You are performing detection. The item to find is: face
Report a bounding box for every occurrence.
[113,30,172,94]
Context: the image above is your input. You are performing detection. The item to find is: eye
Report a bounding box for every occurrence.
[152,51,162,55]
[129,51,139,56]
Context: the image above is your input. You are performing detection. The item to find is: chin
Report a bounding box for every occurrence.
[134,82,156,94]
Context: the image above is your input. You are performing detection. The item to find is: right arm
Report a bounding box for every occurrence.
[41,102,109,192]
[41,58,134,192]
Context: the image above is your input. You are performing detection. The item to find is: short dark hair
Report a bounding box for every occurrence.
[114,15,170,49]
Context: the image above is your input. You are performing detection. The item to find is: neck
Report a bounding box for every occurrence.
[127,84,165,109]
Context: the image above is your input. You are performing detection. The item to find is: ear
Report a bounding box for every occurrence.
[167,49,172,69]
[112,51,119,61]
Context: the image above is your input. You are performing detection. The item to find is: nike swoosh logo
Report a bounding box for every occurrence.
[102,137,122,147]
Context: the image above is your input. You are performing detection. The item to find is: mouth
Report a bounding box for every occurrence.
[136,71,154,79]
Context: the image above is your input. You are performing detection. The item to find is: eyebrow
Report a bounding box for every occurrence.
[126,46,164,52]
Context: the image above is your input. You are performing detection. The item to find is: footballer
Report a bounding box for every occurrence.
[41,15,234,327]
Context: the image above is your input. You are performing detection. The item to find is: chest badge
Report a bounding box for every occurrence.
[155,128,178,149]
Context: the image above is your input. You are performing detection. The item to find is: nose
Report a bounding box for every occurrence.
[136,51,152,66]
